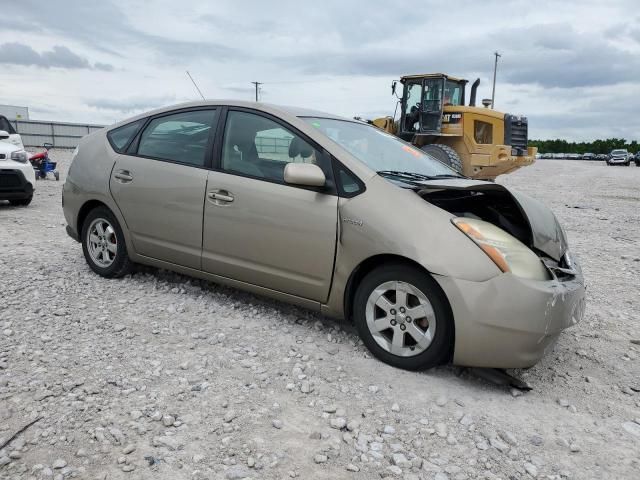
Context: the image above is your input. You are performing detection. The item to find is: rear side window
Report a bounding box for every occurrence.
[137,110,217,166]
[107,119,144,152]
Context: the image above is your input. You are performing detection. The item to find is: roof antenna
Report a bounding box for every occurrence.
[186,70,205,100]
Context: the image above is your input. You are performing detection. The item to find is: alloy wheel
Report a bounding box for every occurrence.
[87,218,118,268]
[365,280,436,357]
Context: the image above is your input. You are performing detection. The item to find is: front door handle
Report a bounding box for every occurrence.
[207,190,234,204]
[114,170,133,183]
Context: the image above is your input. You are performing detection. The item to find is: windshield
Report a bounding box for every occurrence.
[611,149,627,154]
[302,117,460,178]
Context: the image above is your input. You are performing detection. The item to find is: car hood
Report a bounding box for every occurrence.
[410,178,568,261]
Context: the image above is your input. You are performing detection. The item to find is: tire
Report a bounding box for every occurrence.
[353,264,454,371]
[419,144,463,173]
[9,196,32,206]
[81,206,132,278]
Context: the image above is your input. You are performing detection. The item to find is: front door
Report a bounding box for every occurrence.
[420,77,444,134]
[109,109,218,269]
[202,109,338,301]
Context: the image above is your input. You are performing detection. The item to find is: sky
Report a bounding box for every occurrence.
[0,0,639,141]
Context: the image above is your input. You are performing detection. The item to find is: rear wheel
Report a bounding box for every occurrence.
[81,207,132,278]
[420,144,463,173]
[9,196,32,206]
[353,264,454,370]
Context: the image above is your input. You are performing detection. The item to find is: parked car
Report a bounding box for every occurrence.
[552,153,565,159]
[596,154,608,161]
[0,137,35,205]
[634,151,640,166]
[566,153,579,160]
[582,153,595,160]
[0,115,25,150]
[62,101,586,370]
[607,149,631,166]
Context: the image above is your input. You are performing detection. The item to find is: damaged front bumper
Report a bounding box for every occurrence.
[435,263,586,369]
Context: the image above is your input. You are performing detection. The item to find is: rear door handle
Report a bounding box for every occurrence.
[207,190,234,204]
[114,169,133,182]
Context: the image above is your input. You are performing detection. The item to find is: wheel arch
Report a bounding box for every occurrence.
[344,254,453,316]
[76,199,112,237]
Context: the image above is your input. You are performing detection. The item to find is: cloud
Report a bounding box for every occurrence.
[0,42,113,70]
[0,0,638,141]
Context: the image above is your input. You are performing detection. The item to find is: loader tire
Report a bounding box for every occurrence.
[420,144,463,173]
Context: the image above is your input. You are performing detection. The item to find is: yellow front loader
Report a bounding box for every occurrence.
[371,73,536,180]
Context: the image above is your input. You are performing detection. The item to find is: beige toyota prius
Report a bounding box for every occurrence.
[63,101,585,370]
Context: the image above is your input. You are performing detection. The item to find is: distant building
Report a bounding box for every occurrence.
[0,104,29,121]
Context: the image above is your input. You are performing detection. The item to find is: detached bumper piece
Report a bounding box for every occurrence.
[0,169,33,200]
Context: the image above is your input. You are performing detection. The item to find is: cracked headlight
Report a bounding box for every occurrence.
[453,217,550,281]
[10,150,29,163]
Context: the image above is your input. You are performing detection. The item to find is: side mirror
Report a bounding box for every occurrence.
[43,142,53,150]
[284,163,326,187]
[391,81,397,96]
[0,130,9,140]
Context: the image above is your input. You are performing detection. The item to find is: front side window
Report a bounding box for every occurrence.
[137,110,217,166]
[221,110,328,182]
[304,117,460,178]
[107,119,144,152]
[444,80,463,106]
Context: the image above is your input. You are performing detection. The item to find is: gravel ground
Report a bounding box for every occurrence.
[1,153,639,480]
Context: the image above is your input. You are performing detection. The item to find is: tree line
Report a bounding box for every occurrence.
[529,138,639,154]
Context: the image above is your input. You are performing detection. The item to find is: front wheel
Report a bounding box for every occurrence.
[419,144,463,173]
[353,264,454,370]
[81,206,132,278]
[9,196,32,206]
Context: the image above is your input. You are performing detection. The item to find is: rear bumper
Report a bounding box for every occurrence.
[0,169,34,200]
[436,267,586,368]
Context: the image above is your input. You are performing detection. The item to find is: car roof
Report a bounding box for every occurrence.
[107,100,350,131]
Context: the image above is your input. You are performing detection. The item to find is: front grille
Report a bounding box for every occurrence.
[504,114,528,154]
[0,170,22,188]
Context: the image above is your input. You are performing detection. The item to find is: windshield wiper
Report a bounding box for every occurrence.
[425,173,465,179]
[377,170,434,180]
[377,170,463,181]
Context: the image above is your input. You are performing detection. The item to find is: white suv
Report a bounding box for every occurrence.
[0,134,35,206]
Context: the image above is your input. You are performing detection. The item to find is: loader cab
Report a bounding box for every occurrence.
[398,74,467,138]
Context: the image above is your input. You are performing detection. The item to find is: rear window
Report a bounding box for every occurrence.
[107,119,145,152]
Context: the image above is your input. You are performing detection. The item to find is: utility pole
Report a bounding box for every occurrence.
[251,81,262,102]
[491,51,501,109]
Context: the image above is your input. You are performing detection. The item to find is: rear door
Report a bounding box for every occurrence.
[201,108,338,301]
[109,108,218,269]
